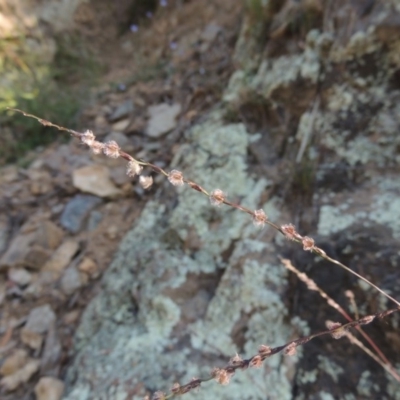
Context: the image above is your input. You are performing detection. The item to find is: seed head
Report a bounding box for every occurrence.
[252,209,267,227]
[126,160,143,177]
[168,169,184,186]
[281,224,299,240]
[210,189,226,206]
[152,391,165,400]
[171,383,181,394]
[80,130,96,146]
[326,321,347,339]
[140,175,153,189]
[103,140,120,158]
[283,342,297,356]
[229,353,243,367]
[258,344,272,357]
[359,315,375,325]
[302,236,315,251]
[91,141,104,154]
[211,368,232,385]
[249,355,263,368]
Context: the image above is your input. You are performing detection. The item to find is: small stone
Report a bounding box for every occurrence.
[22,304,56,335]
[0,217,9,255]
[60,266,82,295]
[8,268,32,286]
[106,225,118,239]
[40,325,61,376]
[0,358,40,391]
[60,194,102,233]
[20,329,43,350]
[21,304,56,349]
[0,230,37,271]
[111,118,130,132]
[34,377,64,400]
[27,169,53,195]
[86,210,103,231]
[0,219,61,271]
[36,221,64,250]
[108,100,134,122]
[78,257,98,279]
[42,240,79,277]
[146,103,181,137]
[63,310,80,325]
[72,164,122,198]
[0,165,18,184]
[24,245,51,270]
[0,349,28,376]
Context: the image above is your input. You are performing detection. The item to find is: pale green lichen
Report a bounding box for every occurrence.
[357,371,380,397]
[317,355,344,383]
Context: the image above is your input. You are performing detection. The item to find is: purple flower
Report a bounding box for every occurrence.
[169,41,178,50]
[130,24,138,32]
[146,11,153,18]
[160,0,167,7]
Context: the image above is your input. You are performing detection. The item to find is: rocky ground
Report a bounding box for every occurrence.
[1,1,400,400]
[0,1,242,399]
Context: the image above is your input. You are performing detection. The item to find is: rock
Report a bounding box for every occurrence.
[24,245,52,270]
[0,279,5,306]
[21,304,57,350]
[0,165,18,184]
[22,304,56,336]
[108,100,134,122]
[34,377,64,400]
[20,329,43,350]
[42,240,79,277]
[0,217,9,255]
[72,164,122,198]
[63,310,80,325]
[40,325,62,376]
[0,349,28,376]
[199,23,221,52]
[0,230,37,271]
[78,257,99,279]
[145,103,181,137]
[60,194,102,233]
[111,118,130,132]
[8,267,32,286]
[36,221,64,250]
[109,166,131,186]
[0,358,40,391]
[87,210,103,231]
[28,169,53,195]
[60,266,82,295]
[0,220,62,271]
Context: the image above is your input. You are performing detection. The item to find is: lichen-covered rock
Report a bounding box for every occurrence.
[64,111,300,399]
[65,1,400,399]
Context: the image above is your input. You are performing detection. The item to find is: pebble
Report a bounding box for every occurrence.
[108,100,134,122]
[60,194,102,233]
[0,358,40,391]
[42,240,79,277]
[78,257,99,279]
[60,266,82,295]
[72,165,122,198]
[8,267,32,287]
[34,377,64,400]
[0,349,28,376]
[146,103,181,137]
